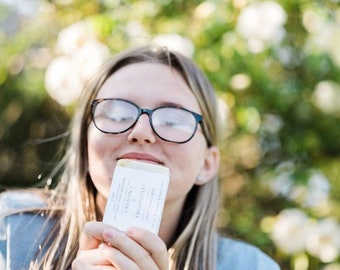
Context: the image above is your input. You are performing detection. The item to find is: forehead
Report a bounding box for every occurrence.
[96,63,200,111]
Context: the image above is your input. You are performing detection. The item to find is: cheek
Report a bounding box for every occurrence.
[165,141,206,200]
[88,128,108,166]
[87,126,115,197]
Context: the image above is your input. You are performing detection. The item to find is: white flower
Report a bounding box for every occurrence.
[327,24,340,66]
[71,40,110,80]
[45,20,110,106]
[306,218,340,263]
[194,1,216,19]
[267,165,331,209]
[303,172,330,208]
[312,80,340,114]
[302,9,324,34]
[126,20,150,45]
[271,208,312,254]
[236,1,287,53]
[229,73,251,91]
[268,170,293,197]
[261,114,284,134]
[44,56,82,106]
[153,34,195,58]
[55,21,96,55]
[307,19,340,67]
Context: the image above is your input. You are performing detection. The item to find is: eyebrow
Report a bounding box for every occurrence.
[158,101,185,108]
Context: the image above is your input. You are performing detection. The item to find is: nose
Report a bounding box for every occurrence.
[127,114,157,144]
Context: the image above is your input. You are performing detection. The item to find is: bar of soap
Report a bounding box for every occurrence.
[103,159,170,234]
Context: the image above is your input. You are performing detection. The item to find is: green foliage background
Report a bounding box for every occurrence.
[0,1,340,269]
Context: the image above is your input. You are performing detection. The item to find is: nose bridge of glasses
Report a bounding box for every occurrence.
[137,108,154,122]
[129,107,157,142]
[140,108,153,116]
[133,108,154,128]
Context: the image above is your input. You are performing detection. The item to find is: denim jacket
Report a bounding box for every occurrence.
[0,191,280,270]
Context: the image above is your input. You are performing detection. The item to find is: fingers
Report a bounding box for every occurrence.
[74,248,109,265]
[79,221,109,250]
[102,227,163,270]
[75,222,116,269]
[126,227,169,270]
[99,243,142,270]
[72,248,112,269]
[75,222,169,270]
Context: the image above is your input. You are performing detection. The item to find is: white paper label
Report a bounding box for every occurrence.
[103,160,170,234]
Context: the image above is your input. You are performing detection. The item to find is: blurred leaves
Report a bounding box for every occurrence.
[0,0,340,269]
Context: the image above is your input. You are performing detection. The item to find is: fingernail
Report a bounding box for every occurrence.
[126,227,137,236]
[103,229,115,239]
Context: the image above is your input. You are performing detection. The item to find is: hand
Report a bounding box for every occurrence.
[72,221,169,270]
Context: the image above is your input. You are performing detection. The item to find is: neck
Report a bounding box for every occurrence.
[158,198,186,247]
[95,193,107,220]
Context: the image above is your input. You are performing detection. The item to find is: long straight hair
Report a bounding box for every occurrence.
[32,45,221,269]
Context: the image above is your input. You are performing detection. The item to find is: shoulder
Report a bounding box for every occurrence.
[0,190,55,269]
[0,189,51,236]
[0,189,52,237]
[0,189,47,214]
[217,236,281,270]
[0,190,51,248]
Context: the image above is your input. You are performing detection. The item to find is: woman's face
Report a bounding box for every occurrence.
[87,63,219,214]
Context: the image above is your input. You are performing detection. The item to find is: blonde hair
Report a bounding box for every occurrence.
[33,46,221,269]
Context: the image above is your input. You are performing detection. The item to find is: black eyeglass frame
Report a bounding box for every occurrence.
[90,98,204,144]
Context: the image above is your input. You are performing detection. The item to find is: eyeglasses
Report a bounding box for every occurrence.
[90,98,203,144]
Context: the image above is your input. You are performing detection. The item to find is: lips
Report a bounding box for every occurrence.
[118,152,163,165]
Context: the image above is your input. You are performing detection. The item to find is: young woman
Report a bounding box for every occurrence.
[0,46,280,269]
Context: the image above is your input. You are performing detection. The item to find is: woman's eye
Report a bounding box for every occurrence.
[111,115,134,122]
[158,117,186,128]
[163,119,178,126]
[155,116,177,125]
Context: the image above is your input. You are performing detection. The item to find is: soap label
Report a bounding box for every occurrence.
[103,160,170,234]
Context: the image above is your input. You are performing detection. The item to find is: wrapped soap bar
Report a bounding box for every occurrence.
[103,159,170,234]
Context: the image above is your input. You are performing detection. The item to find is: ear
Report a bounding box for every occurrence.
[195,146,220,185]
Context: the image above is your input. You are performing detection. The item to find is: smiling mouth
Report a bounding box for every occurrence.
[118,153,163,165]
